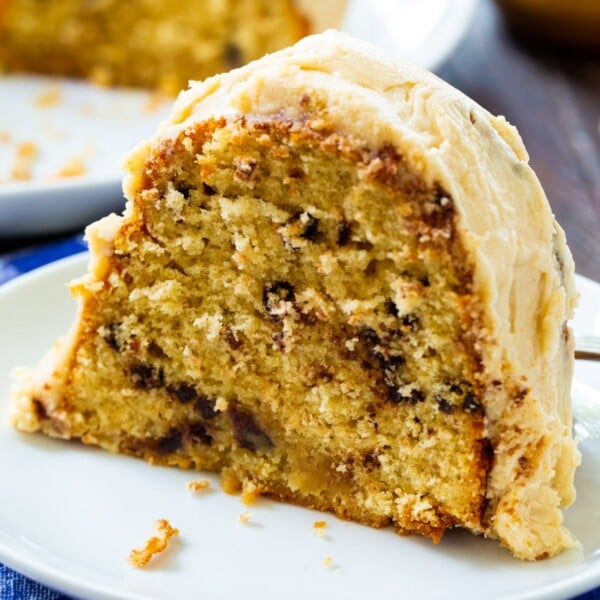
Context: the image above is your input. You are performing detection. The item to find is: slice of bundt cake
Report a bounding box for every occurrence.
[12,31,579,560]
[0,0,344,93]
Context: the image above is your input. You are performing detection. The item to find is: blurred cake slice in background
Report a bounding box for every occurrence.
[0,0,346,93]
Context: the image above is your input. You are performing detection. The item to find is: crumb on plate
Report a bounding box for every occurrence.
[34,85,62,108]
[128,518,179,568]
[186,479,210,492]
[54,156,86,178]
[238,511,251,524]
[11,141,38,181]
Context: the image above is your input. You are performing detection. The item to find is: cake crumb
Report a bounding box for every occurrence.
[34,85,62,108]
[11,141,38,181]
[128,519,179,568]
[322,556,334,568]
[238,511,252,524]
[186,479,210,492]
[314,520,328,538]
[241,480,260,505]
[54,156,86,178]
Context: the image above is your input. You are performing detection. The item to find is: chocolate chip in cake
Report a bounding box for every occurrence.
[188,422,213,445]
[174,181,193,199]
[435,395,454,414]
[401,313,420,331]
[102,322,122,351]
[363,451,381,472]
[148,340,168,359]
[461,390,483,414]
[195,394,217,420]
[32,397,48,420]
[130,363,164,390]
[167,383,198,404]
[228,408,273,452]
[337,220,352,246]
[202,182,217,196]
[513,387,529,406]
[299,213,320,241]
[287,167,305,179]
[156,429,183,454]
[388,387,425,405]
[385,300,399,317]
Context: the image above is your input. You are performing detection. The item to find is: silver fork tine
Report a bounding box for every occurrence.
[575,335,600,361]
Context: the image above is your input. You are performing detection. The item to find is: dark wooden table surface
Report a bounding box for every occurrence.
[2,0,599,283]
[439,0,600,282]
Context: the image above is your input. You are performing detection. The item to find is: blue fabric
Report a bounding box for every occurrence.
[0,234,598,600]
[0,235,87,286]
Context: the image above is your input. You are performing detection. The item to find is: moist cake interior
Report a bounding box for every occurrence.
[35,115,493,541]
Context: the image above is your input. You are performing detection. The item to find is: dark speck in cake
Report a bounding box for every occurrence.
[287,167,305,179]
[363,451,381,472]
[167,383,198,404]
[228,407,273,452]
[435,395,454,414]
[202,182,217,196]
[195,394,217,420]
[130,363,164,389]
[401,313,420,331]
[156,429,183,454]
[188,422,213,445]
[299,213,320,241]
[32,397,48,420]
[462,390,484,414]
[385,300,399,317]
[337,220,352,246]
[102,322,121,351]
[513,387,529,406]
[174,181,193,199]
[388,387,425,405]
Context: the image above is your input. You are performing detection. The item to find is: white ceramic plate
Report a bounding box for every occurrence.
[0,253,599,600]
[0,0,476,238]
[0,77,171,237]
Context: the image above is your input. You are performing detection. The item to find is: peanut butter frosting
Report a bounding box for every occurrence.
[120,30,579,559]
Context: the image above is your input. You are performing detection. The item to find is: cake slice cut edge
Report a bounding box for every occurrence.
[10,30,580,561]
